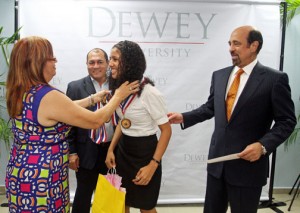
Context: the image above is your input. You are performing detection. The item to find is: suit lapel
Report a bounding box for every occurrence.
[219,67,233,119]
[230,62,266,121]
[83,76,96,95]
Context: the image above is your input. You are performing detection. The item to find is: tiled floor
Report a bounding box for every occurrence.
[0,191,299,212]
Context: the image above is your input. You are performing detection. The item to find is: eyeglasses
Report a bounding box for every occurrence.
[47,57,57,62]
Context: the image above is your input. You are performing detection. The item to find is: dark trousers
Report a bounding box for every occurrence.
[204,173,262,213]
[71,143,110,213]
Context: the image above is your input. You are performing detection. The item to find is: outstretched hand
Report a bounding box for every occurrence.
[94,90,111,104]
[167,112,183,124]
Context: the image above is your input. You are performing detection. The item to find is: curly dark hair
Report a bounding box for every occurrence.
[109,40,154,96]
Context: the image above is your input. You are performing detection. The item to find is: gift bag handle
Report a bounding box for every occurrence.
[107,167,117,175]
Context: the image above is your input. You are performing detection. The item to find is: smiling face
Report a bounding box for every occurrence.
[109,47,122,79]
[87,50,108,84]
[228,26,258,68]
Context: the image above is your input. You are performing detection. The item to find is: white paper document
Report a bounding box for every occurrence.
[207,153,240,164]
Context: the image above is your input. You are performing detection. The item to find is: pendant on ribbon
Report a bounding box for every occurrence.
[120,94,136,129]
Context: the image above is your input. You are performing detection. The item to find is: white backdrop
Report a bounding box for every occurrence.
[19,0,281,203]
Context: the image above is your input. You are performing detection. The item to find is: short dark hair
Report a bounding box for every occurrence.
[247,29,263,54]
[86,48,108,62]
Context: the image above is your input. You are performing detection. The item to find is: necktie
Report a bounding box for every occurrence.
[226,69,244,121]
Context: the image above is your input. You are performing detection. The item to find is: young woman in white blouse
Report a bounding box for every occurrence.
[105,40,172,213]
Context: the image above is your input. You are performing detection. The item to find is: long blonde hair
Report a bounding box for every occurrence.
[6,36,54,118]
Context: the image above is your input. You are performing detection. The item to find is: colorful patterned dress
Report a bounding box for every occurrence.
[5,84,71,213]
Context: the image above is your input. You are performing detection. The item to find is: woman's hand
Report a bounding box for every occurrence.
[115,80,140,100]
[93,90,111,104]
[132,160,158,185]
[105,151,116,169]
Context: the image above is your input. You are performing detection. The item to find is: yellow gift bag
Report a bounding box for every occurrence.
[92,174,126,213]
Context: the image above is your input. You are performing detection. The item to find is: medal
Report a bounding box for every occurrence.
[119,94,137,129]
[101,92,112,106]
[101,96,107,106]
[121,118,131,129]
[101,93,112,123]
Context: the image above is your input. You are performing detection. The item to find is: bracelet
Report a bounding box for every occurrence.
[89,94,95,106]
[152,157,160,165]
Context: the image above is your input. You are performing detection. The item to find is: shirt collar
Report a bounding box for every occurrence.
[90,76,108,85]
[233,58,258,76]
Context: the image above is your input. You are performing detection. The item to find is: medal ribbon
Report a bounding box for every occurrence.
[112,112,119,126]
[103,92,119,126]
[89,102,108,144]
[120,94,137,115]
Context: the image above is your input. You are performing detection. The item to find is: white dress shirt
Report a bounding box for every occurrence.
[116,84,169,137]
[225,59,258,112]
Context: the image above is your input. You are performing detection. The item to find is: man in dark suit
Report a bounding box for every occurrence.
[66,48,114,213]
[168,25,296,213]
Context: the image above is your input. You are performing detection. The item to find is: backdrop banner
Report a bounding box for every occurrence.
[19,0,280,204]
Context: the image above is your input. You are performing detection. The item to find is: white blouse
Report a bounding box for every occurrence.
[116,84,169,137]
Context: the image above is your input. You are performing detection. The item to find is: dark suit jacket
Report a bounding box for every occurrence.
[66,76,99,170]
[182,62,296,187]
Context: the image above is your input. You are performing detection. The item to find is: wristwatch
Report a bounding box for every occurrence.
[261,145,267,155]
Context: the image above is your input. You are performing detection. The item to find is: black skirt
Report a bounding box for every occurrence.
[116,134,161,210]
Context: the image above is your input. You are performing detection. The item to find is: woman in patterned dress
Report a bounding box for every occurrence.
[5,36,139,213]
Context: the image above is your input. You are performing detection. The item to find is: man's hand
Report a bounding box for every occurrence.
[238,142,264,162]
[167,112,183,124]
[69,154,79,172]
